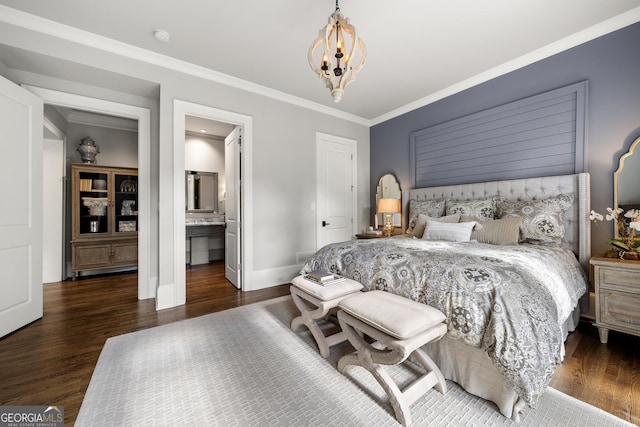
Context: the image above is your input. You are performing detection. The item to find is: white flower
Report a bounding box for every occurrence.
[605,207,623,221]
[624,209,640,220]
[589,210,604,222]
[630,222,640,232]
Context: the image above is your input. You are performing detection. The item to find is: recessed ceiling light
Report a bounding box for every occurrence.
[153,29,170,43]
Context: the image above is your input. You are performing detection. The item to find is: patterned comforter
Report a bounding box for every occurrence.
[301,237,588,407]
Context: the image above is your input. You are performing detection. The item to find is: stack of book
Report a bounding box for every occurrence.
[79,179,93,192]
[304,270,346,286]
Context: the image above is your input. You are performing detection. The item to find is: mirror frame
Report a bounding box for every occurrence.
[375,173,402,228]
[614,135,640,238]
[185,170,218,213]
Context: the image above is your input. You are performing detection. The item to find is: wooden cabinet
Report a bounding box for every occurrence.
[590,257,640,343]
[71,164,138,278]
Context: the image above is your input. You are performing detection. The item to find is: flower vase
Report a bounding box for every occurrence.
[620,251,640,261]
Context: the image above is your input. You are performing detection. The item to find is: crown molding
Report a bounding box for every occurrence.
[0,5,371,127]
[370,6,640,126]
[2,5,639,128]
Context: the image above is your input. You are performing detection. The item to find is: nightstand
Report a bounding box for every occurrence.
[590,257,640,343]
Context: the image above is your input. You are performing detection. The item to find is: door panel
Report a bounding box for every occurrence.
[224,126,241,289]
[316,133,355,249]
[0,76,44,338]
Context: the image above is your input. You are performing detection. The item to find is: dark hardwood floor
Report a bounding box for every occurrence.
[0,261,289,425]
[0,262,638,425]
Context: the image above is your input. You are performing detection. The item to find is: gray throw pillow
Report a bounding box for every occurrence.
[461,215,522,245]
[496,194,574,246]
[446,198,495,221]
[406,199,447,235]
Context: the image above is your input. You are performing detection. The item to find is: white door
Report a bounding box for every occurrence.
[316,132,355,249]
[42,137,64,283]
[224,126,241,289]
[0,76,44,338]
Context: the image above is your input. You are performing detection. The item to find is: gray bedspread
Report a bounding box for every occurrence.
[301,236,588,407]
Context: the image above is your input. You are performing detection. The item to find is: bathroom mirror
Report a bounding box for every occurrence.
[614,135,640,237]
[375,173,401,227]
[186,171,218,212]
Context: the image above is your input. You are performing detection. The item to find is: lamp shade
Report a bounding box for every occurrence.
[377,198,400,214]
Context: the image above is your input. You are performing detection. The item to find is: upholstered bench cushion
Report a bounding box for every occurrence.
[339,290,446,340]
[291,275,363,301]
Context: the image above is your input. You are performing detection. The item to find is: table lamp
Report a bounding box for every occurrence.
[377,198,401,237]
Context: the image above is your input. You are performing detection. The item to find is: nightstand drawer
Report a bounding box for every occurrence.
[598,289,640,331]
[600,268,640,290]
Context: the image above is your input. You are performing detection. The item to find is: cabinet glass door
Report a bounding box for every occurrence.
[114,173,138,234]
[78,171,109,234]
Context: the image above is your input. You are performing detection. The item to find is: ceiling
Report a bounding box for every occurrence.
[1,1,639,124]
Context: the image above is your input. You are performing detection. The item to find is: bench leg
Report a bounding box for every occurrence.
[290,286,351,358]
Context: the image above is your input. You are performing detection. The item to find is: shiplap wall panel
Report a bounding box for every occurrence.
[410,81,587,188]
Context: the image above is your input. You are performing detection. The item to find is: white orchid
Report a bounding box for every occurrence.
[589,210,604,222]
[591,207,640,252]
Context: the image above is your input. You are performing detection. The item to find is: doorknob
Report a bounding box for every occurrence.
[322,220,330,227]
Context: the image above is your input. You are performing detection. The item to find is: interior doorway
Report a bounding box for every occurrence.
[173,101,254,304]
[26,86,154,300]
[184,115,232,276]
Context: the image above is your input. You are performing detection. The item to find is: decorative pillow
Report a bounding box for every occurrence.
[496,194,574,246]
[422,220,478,242]
[406,199,447,235]
[446,198,495,220]
[461,215,522,245]
[411,213,460,238]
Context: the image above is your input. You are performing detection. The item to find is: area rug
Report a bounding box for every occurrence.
[77,296,633,426]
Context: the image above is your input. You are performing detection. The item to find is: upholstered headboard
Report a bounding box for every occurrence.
[402,173,591,270]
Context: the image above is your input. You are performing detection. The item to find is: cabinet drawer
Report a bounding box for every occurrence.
[598,289,640,331]
[112,242,138,264]
[600,267,640,290]
[73,243,112,269]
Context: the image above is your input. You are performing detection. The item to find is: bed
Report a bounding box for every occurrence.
[302,173,591,421]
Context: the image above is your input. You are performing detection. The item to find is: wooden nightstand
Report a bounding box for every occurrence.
[590,257,640,343]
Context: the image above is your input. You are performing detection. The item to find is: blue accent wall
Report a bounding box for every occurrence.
[370,22,640,255]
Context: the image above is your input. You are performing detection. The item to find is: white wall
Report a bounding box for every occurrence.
[0,19,370,298]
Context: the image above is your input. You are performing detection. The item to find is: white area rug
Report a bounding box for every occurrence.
[77,296,633,426]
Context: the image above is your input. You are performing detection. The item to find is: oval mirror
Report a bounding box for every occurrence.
[614,135,640,237]
[375,173,401,228]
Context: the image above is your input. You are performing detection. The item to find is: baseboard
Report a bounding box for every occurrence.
[248,265,302,291]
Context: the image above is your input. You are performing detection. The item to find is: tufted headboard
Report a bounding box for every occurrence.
[402,173,591,270]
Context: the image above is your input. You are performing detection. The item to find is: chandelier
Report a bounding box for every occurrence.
[308,0,366,103]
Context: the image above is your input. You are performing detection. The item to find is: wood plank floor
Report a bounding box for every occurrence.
[1,262,638,425]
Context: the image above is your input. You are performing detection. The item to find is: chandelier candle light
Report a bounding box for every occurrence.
[308,0,366,102]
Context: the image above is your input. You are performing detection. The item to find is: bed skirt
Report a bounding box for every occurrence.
[421,305,581,421]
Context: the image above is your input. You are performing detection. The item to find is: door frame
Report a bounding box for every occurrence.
[24,86,154,300]
[173,100,253,299]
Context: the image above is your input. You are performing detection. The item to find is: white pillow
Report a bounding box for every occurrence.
[422,220,478,242]
[411,213,460,238]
